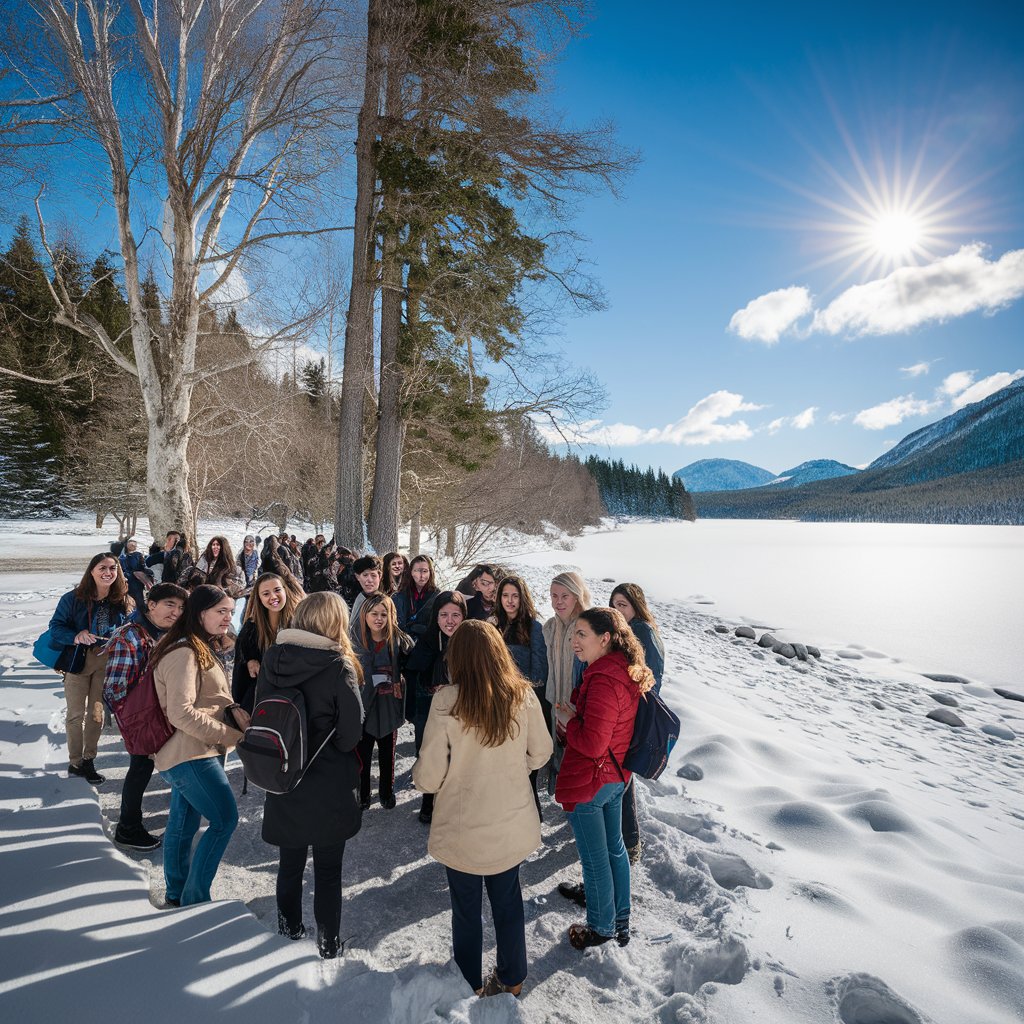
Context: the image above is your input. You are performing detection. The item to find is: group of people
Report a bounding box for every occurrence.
[47,534,667,997]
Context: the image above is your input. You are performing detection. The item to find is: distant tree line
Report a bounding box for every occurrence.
[584,456,695,521]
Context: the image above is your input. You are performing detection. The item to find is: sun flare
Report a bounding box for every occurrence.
[867,210,922,260]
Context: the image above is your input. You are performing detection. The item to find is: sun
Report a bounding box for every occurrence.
[867,210,922,260]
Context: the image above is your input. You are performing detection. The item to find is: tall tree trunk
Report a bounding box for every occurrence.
[408,502,421,556]
[445,524,456,559]
[335,0,384,550]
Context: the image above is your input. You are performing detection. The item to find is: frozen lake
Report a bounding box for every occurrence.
[512,519,1024,688]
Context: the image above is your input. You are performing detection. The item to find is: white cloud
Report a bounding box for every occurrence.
[853,394,937,430]
[827,412,847,423]
[949,369,1024,410]
[812,244,1024,336]
[900,361,934,377]
[939,370,976,397]
[729,244,1024,342]
[728,286,813,344]
[766,417,786,435]
[538,391,764,447]
[791,406,817,430]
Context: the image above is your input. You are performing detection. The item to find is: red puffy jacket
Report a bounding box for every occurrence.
[555,650,640,812]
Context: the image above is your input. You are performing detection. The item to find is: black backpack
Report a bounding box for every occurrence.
[236,687,334,794]
[610,689,680,781]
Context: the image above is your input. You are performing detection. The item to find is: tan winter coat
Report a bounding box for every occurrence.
[413,684,553,875]
[153,645,243,773]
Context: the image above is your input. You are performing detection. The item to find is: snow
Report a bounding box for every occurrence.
[1,516,1023,1023]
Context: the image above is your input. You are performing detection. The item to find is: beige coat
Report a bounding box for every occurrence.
[153,645,243,773]
[413,684,553,875]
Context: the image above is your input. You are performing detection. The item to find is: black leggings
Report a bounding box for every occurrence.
[356,730,396,801]
[276,843,345,939]
[119,753,155,828]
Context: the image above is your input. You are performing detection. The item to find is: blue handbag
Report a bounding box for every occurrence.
[32,630,85,673]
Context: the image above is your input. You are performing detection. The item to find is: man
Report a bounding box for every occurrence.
[348,555,383,634]
[103,582,188,849]
[465,565,501,621]
[145,530,180,583]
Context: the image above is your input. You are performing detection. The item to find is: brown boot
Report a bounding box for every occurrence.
[479,968,523,998]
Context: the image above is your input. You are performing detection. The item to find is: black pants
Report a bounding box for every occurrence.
[445,863,527,992]
[621,777,640,851]
[357,730,396,801]
[119,753,155,828]
[277,843,345,939]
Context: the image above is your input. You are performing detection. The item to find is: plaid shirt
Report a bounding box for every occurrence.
[102,621,155,709]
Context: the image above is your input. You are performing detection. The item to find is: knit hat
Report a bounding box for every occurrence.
[550,571,591,612]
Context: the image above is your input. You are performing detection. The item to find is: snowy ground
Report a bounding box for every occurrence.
[1,517,1023,1023]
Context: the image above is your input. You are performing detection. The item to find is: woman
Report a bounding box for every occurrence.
[150,585,249,906]
[494,576,549,813]
[403,590,467,823]
[554,607,653,950]
[49,553,135,785]
[193,536,245,597]
[392,554,439,639]
[232,572,303,713]
[381,551,409,596]
[414,621,552,998]
[351,594,413,810]
[256,592,364,959]
[119,538,153,611]
[259,535,296,583]
[542,571,591,791]
[609,582,665,864]
[237,535,260,591]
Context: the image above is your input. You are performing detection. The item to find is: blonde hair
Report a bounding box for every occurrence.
[292,592,364,686]
[447,620,531,748]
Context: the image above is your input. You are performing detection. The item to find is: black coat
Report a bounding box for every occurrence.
[257,629,364,848]
[231,620,262,712]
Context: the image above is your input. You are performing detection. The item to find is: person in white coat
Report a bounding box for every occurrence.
[413,620,552,998]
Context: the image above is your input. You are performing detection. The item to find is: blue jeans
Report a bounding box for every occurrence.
[160,757,239,906]
[567,781,629,936]
[446,864,527,991]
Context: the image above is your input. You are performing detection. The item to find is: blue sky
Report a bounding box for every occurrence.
[540,0,1024,474]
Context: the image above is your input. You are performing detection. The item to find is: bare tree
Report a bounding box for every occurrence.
[1,1,352,541]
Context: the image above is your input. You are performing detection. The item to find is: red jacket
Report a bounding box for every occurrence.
[555,650,640,812]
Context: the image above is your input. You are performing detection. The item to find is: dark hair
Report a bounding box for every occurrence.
[150,584,231,673]
[381,552,409,595]
[200,535,234,578]
[609,582,661,637]
[75,552,133,612]
[494,576,538,648]
[353,554,383,576]
[166,530,181,540]
[402,554,438,597]
[244,572,303,651]
[577,607,655,692]
[146,582,188,606]
[423,590,467,650]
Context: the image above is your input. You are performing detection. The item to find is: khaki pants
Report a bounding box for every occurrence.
[64,646,108,765]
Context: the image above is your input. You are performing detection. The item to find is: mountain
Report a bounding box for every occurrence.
[770,459,860,488]
[674,458,775,492]
[690,378,1024,525]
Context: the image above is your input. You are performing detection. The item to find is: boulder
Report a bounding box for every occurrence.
[676,763,704,781]
[929,693,959,707]
[735,626,756,639]
[926,708,965,728]
[981,724,1016,741]
[757,633,777,649]
[994,688,1024,703]
[791,642,809,661]
[871,699,885,710]
[772,642,797,658]
[714,624,729,634]
[751,650,766,661]
[806,646,821,658]
[923,673,969,684]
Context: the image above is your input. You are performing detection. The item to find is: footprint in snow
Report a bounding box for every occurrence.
[827,973,927,1024]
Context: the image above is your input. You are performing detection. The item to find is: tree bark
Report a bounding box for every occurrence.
[335,0,384,550]
[408,502,421,556]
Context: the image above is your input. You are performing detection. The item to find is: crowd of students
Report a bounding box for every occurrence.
[47,533,667,996]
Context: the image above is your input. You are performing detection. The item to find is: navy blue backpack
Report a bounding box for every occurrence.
[610,689,680,781]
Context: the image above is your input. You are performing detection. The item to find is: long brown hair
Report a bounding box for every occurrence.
[447,620,530,748]
[244,572,303,651]
[493,576,538,647]
[75,552,133,613]
[401,553,438,597]
[578,607,655,693]
[291,592,364,687]
[200,535,234,579]
[609,582,661,638]
[357,593,399,649]
[381,552,408,596]
[150,584,230,673]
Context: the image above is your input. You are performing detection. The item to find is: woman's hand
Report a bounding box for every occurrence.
[554,702,576,730]
[232,708,251,731]
[247,659,260,678]
[74,630,99,646]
